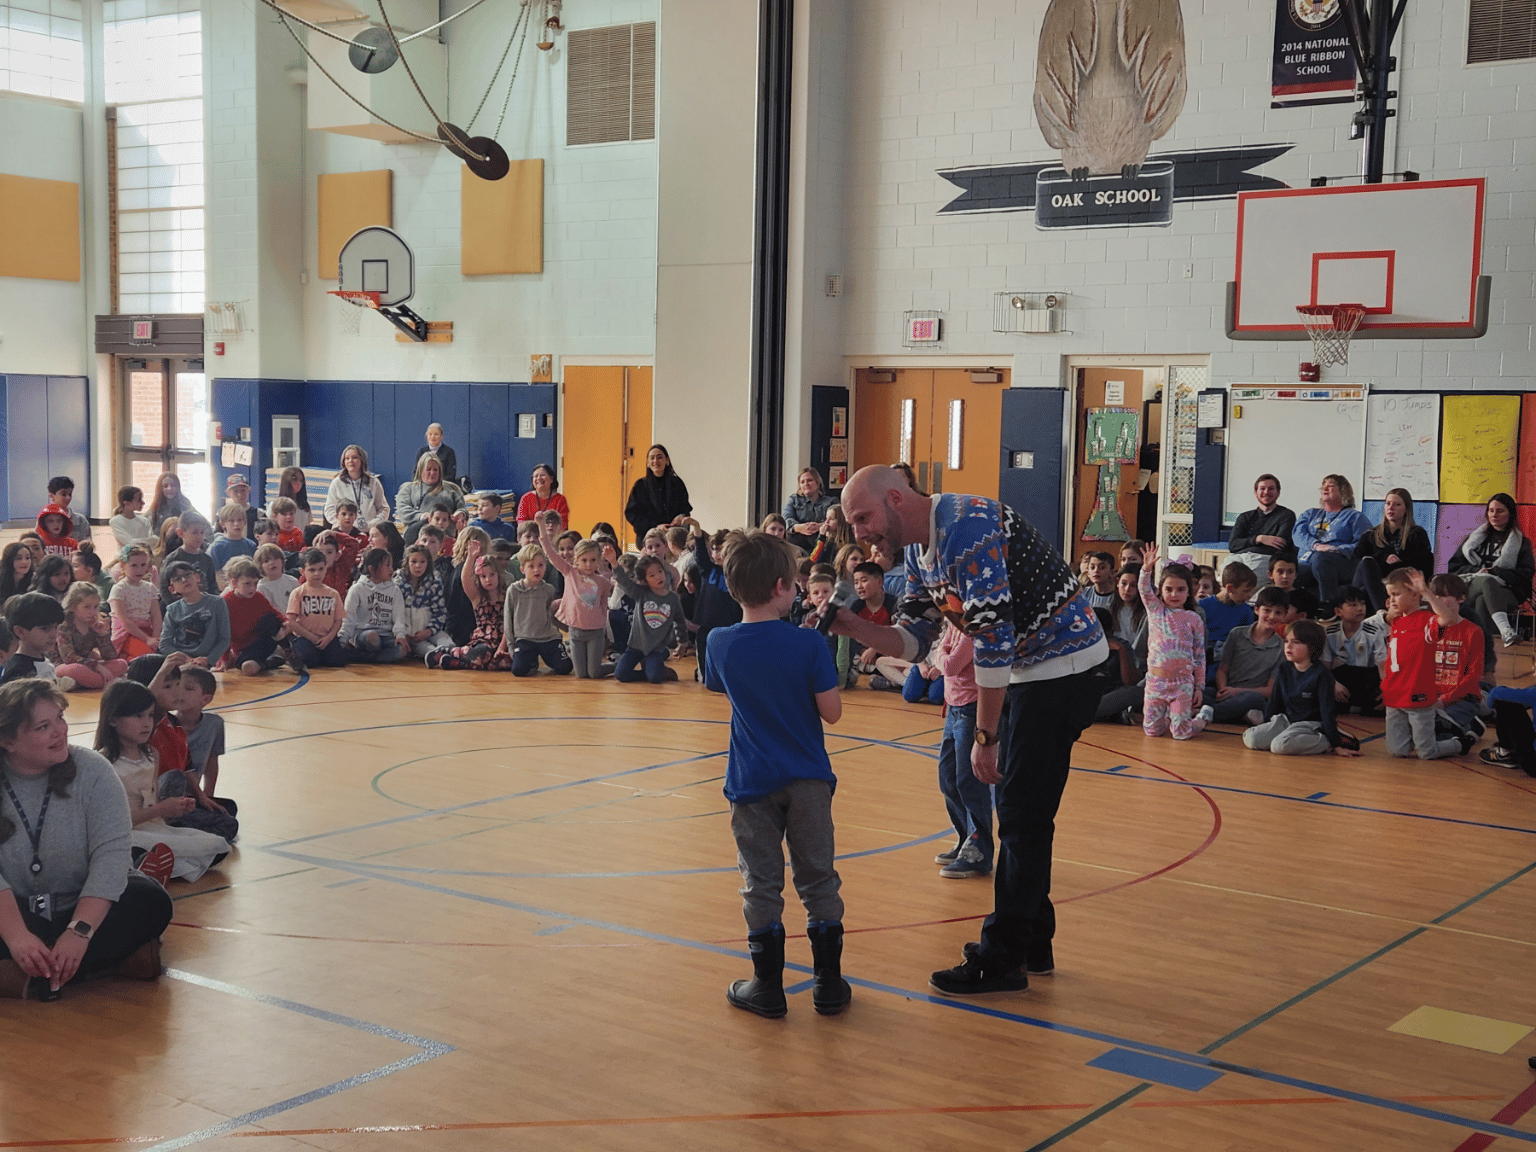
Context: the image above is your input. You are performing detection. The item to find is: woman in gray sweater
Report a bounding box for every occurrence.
[0,679,172,999]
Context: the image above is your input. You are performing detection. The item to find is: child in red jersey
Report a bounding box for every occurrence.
[1423,572,1485,745]
[1382,570,1470,760]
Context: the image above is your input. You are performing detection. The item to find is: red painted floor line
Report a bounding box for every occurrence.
[1450,1078,1536,1152]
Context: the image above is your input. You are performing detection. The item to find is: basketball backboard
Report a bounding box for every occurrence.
[338,225,414,307]
[1228,178,1487,340]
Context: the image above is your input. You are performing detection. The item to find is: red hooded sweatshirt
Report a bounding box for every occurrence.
[36,504,77,557]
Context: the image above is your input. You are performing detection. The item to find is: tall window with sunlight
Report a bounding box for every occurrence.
[107,0,203,314]
[0,0,83,102]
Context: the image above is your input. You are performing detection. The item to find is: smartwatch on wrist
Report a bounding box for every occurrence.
[66,919,94,941]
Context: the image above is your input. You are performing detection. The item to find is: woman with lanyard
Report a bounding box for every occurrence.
[516,464,570,531]
[324,444,391,530]
[0,679,171,999]
[396,455,467,544]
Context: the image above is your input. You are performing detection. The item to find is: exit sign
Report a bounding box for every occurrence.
[906,316,941,343]
[132,319,154,340]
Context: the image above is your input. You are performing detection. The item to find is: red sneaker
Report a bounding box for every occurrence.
[137,842,175,887]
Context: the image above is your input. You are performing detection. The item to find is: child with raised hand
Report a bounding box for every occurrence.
[396,543,452,658]
[0,541,32,601]
[1,593,72,690]
[611,554,687,683]
[444,526,493,645]
[340,548,409,663]
[1138,543,1209,740]
[159,561,231,668]
[285,548,346,670]
[505,545,572,676]
[94,678,229,882]
[220,557,287,675]
[425,556,512,670]
[706,530,848,1019]
[56,582,127,689]
[539,520,613,679]
[1243,619,1358,756]
[109,545,161,659]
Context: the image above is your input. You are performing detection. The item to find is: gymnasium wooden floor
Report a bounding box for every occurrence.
[5,646,1536,1150]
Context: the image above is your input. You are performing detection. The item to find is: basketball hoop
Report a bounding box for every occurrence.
[330,289,380,336]
[1296,303,1366,366]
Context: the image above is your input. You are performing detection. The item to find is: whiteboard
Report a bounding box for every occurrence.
[1222,387,1368,526]
[1364,393,1440,501]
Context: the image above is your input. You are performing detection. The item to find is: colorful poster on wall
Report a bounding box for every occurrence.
[830,408,847,438]
[1081,407,1139,541]
[1439,394,1519,505]
[1272,0,1358,108]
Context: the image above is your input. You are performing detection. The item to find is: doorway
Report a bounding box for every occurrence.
[120,356,212,520]
[560,365,653,548]
[851,368,1005,499]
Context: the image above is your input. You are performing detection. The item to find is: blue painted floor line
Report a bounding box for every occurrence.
[1304,791,1329,800]
[148,969,453,1152]
[1086,1047,1224,1092]
[210,672,310,713]
[253,843,1536,1147]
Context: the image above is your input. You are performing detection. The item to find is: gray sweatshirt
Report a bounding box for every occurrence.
[613,569,687,656]
[161,592,232,662]
[341,577,408,643]
[505,579,561,644]
[0,748,132,917]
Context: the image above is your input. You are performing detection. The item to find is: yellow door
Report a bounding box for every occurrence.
[560,366,653,549]
[853,369,933,483]
[929,369,1004,500]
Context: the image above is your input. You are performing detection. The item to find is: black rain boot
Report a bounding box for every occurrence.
[807,922,851,1016]
[727,926,787,1018]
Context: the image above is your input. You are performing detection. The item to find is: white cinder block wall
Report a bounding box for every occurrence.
[0,93,88,376]
[838,0,1536,393]
[298,0,660,382]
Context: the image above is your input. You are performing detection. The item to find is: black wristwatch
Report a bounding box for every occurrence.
[974,728,996,748]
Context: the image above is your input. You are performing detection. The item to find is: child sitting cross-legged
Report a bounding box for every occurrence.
[220,557,290,675]
[611,553,687,684]
[396,543,452,658]
[159,561,231,669]
[1324,584,1387,715]
[340,548,409,664]
[254,544,298,615]
[704,530,849,1019]
[505,545,573,676]
[284,548,347,670]
[156,665,239,843]
[1243,619,1360,757]
[425,555,512,671]
[55,581,127,689]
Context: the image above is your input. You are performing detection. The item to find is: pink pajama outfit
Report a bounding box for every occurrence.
[1139,563,1207,740]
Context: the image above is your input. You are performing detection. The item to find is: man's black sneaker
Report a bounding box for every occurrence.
[963,940,1053,975]
[1480,745,1517,767]
[929,952,1028,996]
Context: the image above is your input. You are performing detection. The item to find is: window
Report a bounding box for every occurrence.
[566,21,655,145]
[106,0,203,314]
[1468,0,1536,64]
[0,0,83,102]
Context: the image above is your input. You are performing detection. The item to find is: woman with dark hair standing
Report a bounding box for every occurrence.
[1448,493,1535,648]
[1351,487,1434,611]
[516,464,571,531]
[624,445,692,540]
[0,679,171,999]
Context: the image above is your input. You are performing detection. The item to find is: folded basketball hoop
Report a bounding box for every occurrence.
[1296,303,1366,366]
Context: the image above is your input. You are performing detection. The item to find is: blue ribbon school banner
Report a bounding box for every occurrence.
[1272,0,1357,108]
[936,144,1294,228]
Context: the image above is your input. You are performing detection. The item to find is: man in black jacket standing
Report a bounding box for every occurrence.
[1227,474,1295,587]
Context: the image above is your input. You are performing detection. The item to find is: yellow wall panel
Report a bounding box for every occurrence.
[461,159,543,275]
[0,175,80,282]
[317,169,392,280]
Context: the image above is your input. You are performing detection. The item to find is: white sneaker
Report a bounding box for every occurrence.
[1245,708,1265,726]
[1196,704,1214,724]
[53,676,76,692]
[1500,630,1519,648]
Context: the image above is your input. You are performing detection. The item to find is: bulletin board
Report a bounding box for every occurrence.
[0,174,81,282]
[1439,394,1519,505]
[462,159,544,275]
[317,170,392,280]
[1363,392,1439,501]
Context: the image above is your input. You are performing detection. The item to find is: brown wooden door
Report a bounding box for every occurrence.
[853,368,1004,498]
[1071,368,1146,564]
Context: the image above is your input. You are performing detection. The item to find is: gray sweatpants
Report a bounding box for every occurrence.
[568,627,608,678]
[1386,706,1460,760]
[731,778,844,932]
[1242,713,1331,756]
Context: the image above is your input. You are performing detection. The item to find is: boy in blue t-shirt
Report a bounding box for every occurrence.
[704,529,847,1020]
[1199,559,1257,677]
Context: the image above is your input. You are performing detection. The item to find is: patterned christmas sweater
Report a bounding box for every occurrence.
[897,494,1106,689]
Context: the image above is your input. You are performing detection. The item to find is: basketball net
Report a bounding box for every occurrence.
[330,290,379,336]
[1296,303,1366,366]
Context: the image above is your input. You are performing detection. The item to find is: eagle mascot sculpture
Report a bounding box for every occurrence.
[1034,0,1188,180]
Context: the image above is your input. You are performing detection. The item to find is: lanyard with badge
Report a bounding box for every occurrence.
[3,777,51,877]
